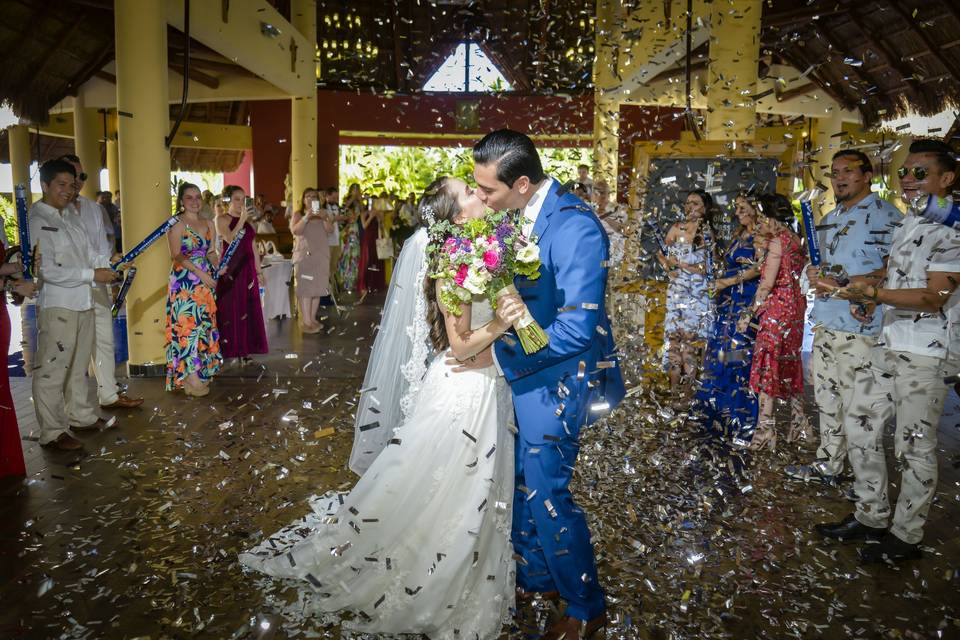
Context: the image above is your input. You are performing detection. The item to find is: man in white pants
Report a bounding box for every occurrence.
[786,151,900,490]
[31,160,120,451]
[59,155,143,411]
[816,139,960,564]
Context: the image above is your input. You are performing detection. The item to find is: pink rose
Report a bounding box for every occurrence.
[483,250,500,269]
[455,264,469,286]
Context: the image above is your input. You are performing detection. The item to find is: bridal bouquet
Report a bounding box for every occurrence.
[427,211,548,354]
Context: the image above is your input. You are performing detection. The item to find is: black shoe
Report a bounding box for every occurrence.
[815,513,886,542]
[859,533,921,565]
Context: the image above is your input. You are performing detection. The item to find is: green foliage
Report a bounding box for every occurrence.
[339,144,593,197]
[0,196,20,247]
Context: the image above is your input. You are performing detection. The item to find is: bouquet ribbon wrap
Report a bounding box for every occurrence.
[496,283,548,354]
[215,227,246,281]
[114,215,180,270]
[111,266,136,317]
[799,199,822,267]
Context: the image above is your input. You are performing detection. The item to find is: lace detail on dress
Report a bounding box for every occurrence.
[398,254,432,421]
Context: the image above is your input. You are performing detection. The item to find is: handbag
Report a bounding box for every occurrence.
[375,222,394,260]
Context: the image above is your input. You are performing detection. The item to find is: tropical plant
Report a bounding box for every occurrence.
[0,195,19,247]
[339,144,594,198]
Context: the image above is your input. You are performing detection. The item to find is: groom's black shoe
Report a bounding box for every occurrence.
[542,612,607,640]
[815,513,886,542]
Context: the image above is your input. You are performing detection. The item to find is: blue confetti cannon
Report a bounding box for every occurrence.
[215,226,246,281]
[645,219,668,256]
[111,266,136,317]
[799,199,821,267]
[114,215,181,270]
[14,184,31,279]
[914,194,960,230]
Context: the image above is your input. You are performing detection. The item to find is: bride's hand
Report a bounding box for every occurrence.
[495,294,526,330]
[445,347,494,372]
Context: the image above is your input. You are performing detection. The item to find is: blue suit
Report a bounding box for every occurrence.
[494,180,625,621]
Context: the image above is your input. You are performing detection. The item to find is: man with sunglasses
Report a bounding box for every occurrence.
[59,155,143,413]
[817,139,960,564]
[785,150,900,490]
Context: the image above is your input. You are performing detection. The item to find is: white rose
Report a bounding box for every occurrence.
[463,266,491,295]
[517,243,540,263]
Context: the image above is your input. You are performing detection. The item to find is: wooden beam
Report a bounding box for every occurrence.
[843,13,924,101]
[884,0,960,84]
[762,2,850,28]
[392,0,405,91]
[67,40,115,93]
[95,70,117,84]
[169,62,221,89]
[169,52,261,78]
[776,81,817,102]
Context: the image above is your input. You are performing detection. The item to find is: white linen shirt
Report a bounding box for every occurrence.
[880,213,960,359]
[29,200,106,312]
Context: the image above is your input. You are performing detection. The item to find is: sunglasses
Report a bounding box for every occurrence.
[896,166,928,180]
[77,172,88,181]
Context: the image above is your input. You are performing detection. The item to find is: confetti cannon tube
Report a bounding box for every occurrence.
[913,194,960,230]
[799,199,821,267]
[215,226,246,281]
[645,219,668,256]
[114,215,181,270]
[111,266,136,317]
[14,183,31,279]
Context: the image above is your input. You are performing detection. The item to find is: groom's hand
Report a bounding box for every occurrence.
[446,347,493,372]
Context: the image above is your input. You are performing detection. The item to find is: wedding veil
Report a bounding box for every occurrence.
[348,227,433,475]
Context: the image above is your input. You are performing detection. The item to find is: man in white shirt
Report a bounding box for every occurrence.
[30,160,120,450]
[817,139,960,564]
[60,156,143,411]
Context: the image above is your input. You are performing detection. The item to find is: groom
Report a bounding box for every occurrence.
[457,130,625,639]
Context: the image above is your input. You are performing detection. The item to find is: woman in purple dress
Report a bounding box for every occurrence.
[215,185,268,364]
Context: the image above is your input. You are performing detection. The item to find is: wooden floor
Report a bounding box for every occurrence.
[1,294,958,640]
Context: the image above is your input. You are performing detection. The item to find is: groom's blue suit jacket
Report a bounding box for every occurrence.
[494,180,625,445]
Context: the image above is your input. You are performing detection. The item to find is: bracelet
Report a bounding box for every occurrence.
[867,285,880,302]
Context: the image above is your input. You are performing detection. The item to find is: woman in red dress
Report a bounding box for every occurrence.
[738,193,809,452]
[0,240,37,477]
[356,194,386,299]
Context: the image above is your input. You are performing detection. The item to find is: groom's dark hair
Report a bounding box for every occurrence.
[473,129,545,187]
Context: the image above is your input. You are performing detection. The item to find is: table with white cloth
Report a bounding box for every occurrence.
[261,255,293,319]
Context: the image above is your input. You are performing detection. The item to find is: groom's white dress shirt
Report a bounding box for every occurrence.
[492,177,554,375]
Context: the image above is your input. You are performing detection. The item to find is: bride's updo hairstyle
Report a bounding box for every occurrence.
[420,176,462,352]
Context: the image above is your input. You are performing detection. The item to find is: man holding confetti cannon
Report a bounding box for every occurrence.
[29,160,120,451]
[58,154,144,411]
[816,139,960,564]
[785,150,899,491]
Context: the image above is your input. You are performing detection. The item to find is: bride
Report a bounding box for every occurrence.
[240,176,525,639]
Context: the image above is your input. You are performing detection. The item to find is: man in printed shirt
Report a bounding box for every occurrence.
[59,155,143,411]
[30,160,119,451]
[817,139,960,564]
[786,150,900,490]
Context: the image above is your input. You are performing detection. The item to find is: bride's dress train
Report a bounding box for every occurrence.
[240,300,515,639]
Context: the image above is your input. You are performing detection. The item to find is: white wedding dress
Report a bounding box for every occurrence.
[240,296,516,639]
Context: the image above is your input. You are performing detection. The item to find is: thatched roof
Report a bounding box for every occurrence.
[0,101,248,172]
[0,0,958,133]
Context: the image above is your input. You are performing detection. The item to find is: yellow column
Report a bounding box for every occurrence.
[888,134,912,212]
[73,90,103,198]
[705,0,762,140]
[115,0,170,370]
[106,138,120,195]
[592,0,620,192]
[8,124,32,205]
[290,0,317,203]
[810,110,845,216]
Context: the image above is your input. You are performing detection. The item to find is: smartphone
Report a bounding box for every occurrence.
[311,199,320,213]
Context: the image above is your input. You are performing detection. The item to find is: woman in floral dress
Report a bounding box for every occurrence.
[738,193,808,451]
[165,183,222,396]
[337,183,364,293]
